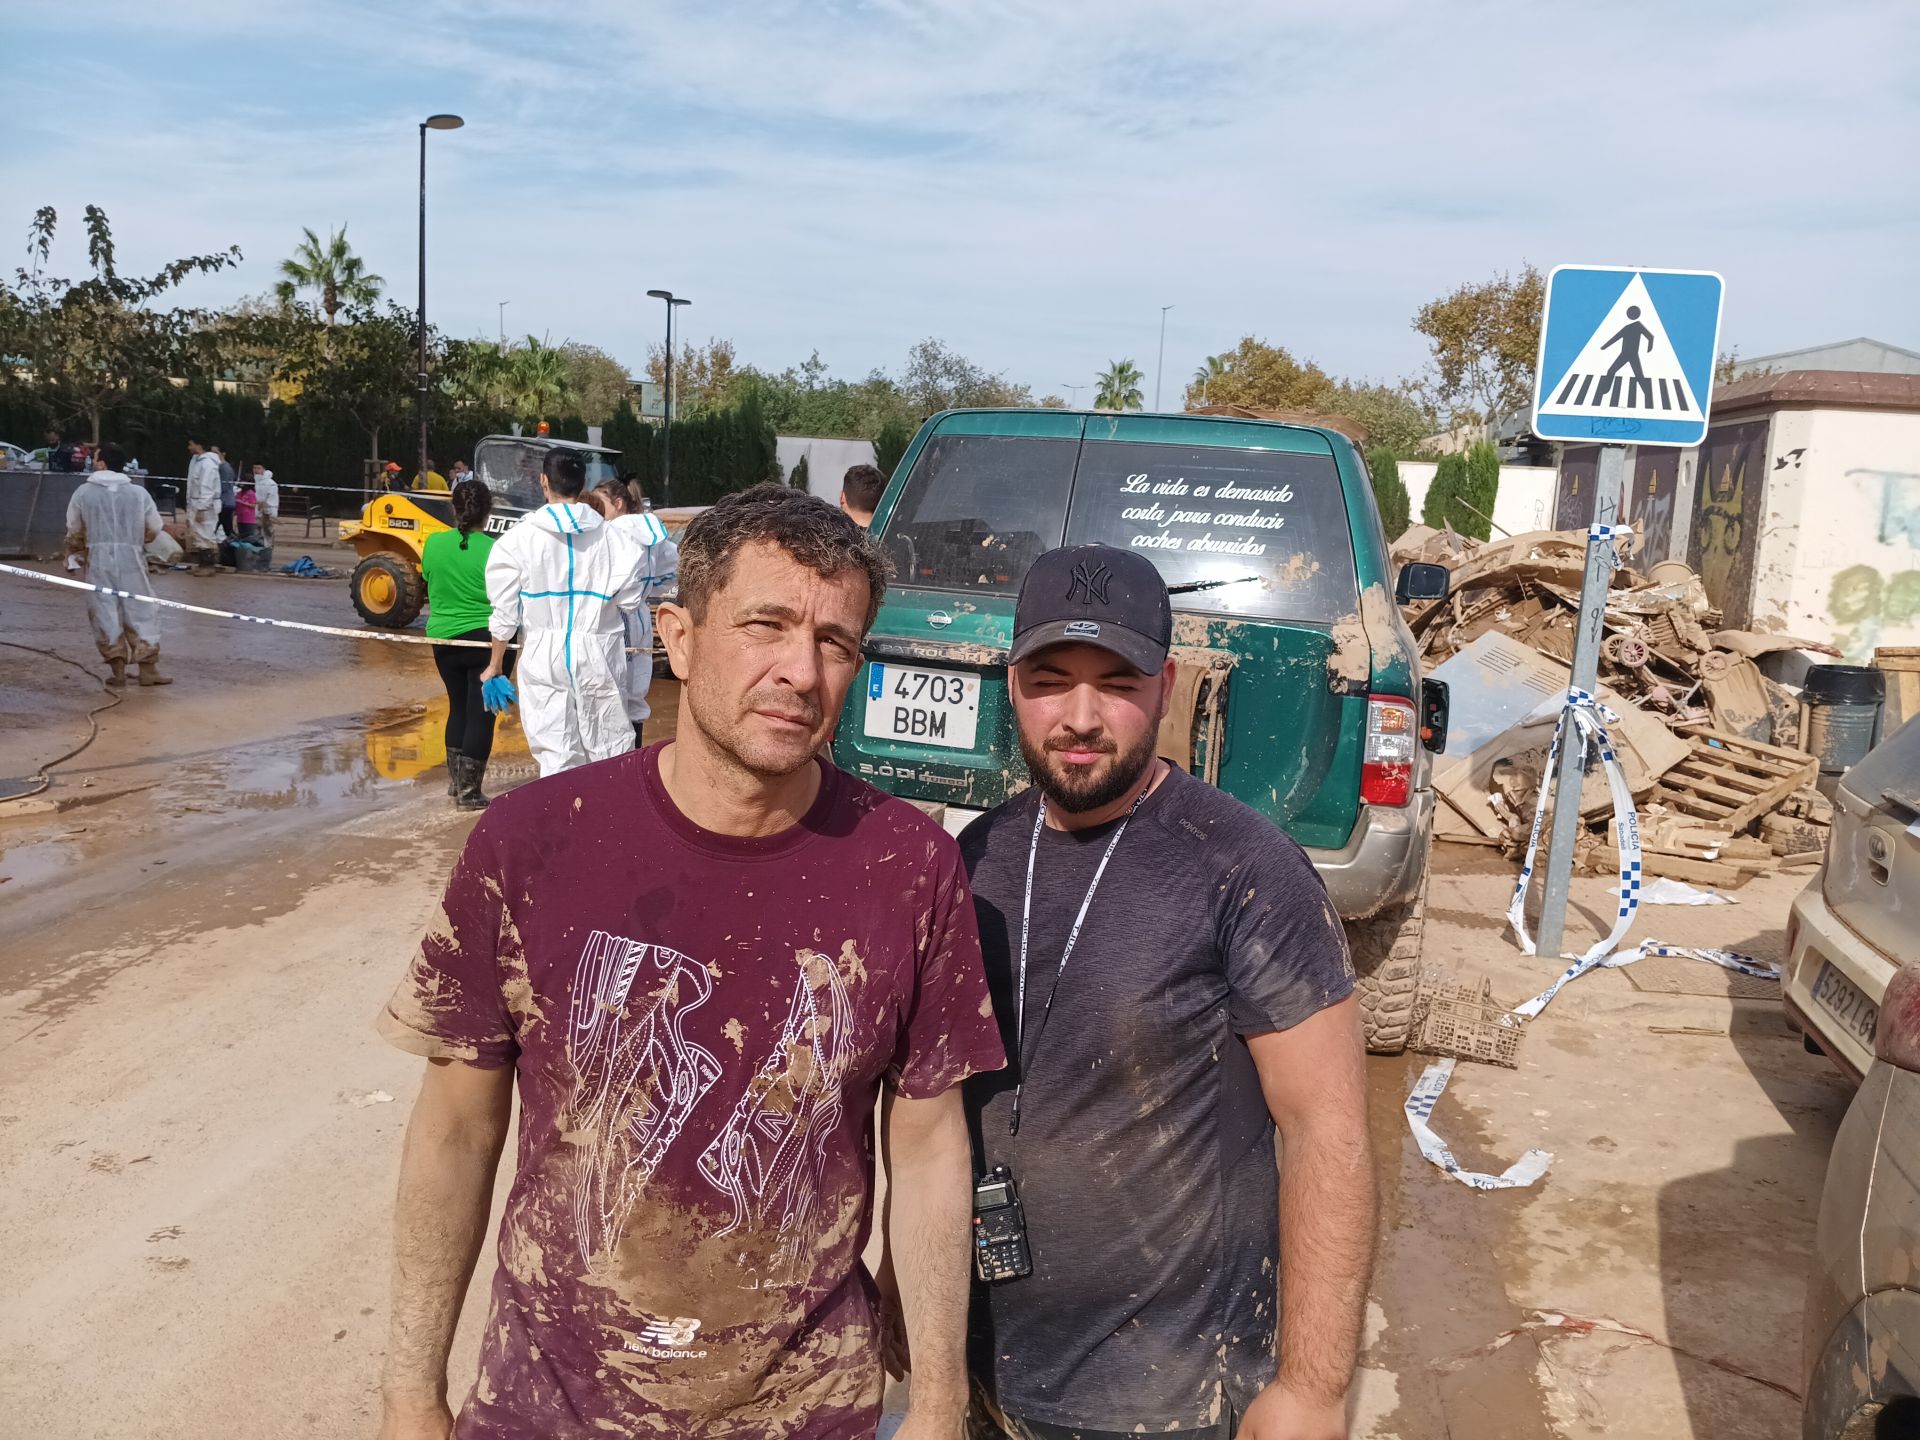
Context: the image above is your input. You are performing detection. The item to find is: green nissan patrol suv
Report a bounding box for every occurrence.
[831,408,1449,1052]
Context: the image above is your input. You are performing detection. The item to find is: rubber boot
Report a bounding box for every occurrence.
[192,549,215,577]
[454,755,490,811]
[105,657,128,688]
[138,657,173,687]
[446,759,460,800]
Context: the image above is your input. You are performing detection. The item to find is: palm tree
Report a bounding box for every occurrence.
[508,336,577,422]
[1190,351,1231,406]
[1192,353,1231,385]
[1094,359,1145,412]
[274,226,384,325]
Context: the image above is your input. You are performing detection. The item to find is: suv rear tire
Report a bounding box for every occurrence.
[1346,859,1427,1055]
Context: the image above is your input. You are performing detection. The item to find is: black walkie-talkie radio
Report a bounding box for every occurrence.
[972,1165,1033,1283]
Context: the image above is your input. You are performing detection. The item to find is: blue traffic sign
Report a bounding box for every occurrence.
[1531,265,1724,447]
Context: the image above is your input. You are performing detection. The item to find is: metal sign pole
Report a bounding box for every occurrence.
[1533,443,1629,957]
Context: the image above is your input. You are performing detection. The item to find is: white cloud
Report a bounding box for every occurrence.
[4,0,1913,400]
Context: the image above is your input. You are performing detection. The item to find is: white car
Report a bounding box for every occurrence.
[0,441,39,470]
[1794,718,1920,1435]
[1785,716,1920,1078]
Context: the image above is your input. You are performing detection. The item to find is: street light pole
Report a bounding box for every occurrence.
[1063,382,1085,407]
[498,300,508,343]
[416,113,464,489]
[1154,304,1174,411]
[646,288,691,506]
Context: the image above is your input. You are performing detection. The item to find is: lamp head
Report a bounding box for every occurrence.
[424,113,465,130]
[646,289,673,301]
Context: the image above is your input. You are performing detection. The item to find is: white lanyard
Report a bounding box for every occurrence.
[1011,777,1152,1135]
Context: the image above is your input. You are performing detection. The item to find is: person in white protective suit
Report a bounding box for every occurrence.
[184,435,223,575]
[480,449,649,776]
[593,477,679,746]
[65,444,172,687]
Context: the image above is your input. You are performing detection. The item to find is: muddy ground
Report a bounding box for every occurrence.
[0,560,1853,1437]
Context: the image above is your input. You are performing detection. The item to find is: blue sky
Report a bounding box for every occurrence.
[6,0,1916,403]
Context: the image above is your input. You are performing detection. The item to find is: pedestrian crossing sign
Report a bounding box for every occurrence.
[1531,265,1724,447]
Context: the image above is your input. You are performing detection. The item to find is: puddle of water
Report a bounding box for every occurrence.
[0,700,533,893]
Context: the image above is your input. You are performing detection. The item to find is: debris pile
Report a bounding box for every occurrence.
[1399,524,1844,883]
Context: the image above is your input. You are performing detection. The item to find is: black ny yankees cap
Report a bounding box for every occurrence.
[1010,543,1172,675]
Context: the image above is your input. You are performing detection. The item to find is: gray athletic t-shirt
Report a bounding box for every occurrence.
[958,765,1355,1432]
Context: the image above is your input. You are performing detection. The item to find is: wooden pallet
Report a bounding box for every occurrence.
[1656,726,1817,832]
[1876,647,1920,735]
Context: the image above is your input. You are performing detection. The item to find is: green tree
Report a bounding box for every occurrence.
[1459,440,1502,540]
[899,337,1030,413]
[789,453,810,492]
[508,337,576,424]
[441,339,517,414]
[1190,352,1232,404]
[1421,452,1471,533]
[1181,337,1332,412]
[874,416,914,477]
[276,300,427,462]
[1411,265,1545,428]
[1095,359,1145,411]
[273,225,383,326]
[1325,380,1435,454]
[1366,448,1411,541]
[560,341,636,425]
[0,205,241,444]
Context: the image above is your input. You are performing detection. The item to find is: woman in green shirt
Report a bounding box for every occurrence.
[422,479,511,809]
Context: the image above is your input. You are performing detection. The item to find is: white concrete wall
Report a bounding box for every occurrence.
[1397,462,1559,539]
[775,436,878,506]
[1748,407,1920,661]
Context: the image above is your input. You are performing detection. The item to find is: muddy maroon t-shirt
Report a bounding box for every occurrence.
[379,742,1004,1439]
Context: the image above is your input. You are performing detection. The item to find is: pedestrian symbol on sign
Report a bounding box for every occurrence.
[1530,266,1723,448]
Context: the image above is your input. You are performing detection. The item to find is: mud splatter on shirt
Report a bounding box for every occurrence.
[379,743,1005,1439]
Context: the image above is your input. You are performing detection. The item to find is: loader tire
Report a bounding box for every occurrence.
[351,553,426,629]
[1345,855,1429,1056]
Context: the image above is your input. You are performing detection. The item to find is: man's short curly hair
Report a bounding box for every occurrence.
[676,482,890,631]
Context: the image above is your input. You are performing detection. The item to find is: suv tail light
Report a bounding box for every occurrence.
[1362,695,1416,807]
[1876,963,1920,1072]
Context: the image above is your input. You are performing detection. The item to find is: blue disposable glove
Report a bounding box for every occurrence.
[481,675,517,713]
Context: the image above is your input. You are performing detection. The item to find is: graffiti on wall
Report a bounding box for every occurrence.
[1828,564,1920,662]
[1687,420,1769,627]
[1825,468,1920,661]
[1853,468,1920,548]
[1630,449,1678,564]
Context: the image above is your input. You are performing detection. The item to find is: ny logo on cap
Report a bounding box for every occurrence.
[1065,561,1111,606]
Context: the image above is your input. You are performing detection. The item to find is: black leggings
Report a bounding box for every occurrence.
[433,628,512,764]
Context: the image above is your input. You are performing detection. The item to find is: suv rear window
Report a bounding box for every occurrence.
[881,434,1075,593]
[880,430,1360,622]
[1066,440,1359,621]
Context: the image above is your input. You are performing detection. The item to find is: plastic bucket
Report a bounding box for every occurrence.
[1802,664,1884,777]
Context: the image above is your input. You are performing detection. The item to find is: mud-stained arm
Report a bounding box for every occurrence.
[1242,996,1375,1440]
[883,1085,973,1437]
[380,1056,512,1439]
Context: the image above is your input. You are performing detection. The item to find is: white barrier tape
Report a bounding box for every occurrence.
[1587,522,1634,541]
[1513,939,1778,1021]
[0,561,500,649]
[1506,687,1644,963]
[1405,1058,1554,1191]
[1408,937,1776,1192]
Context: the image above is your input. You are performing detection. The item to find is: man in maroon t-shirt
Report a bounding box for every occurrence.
[376,484,1005,1440]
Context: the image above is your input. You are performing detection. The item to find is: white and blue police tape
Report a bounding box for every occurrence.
[1404,1057,1553,1191]
[1504,685,1644,965]
[0,561,501,648]
[1512,940,1779,1020]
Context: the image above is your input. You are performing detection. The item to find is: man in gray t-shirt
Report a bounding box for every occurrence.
[958,544,1375,1440]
